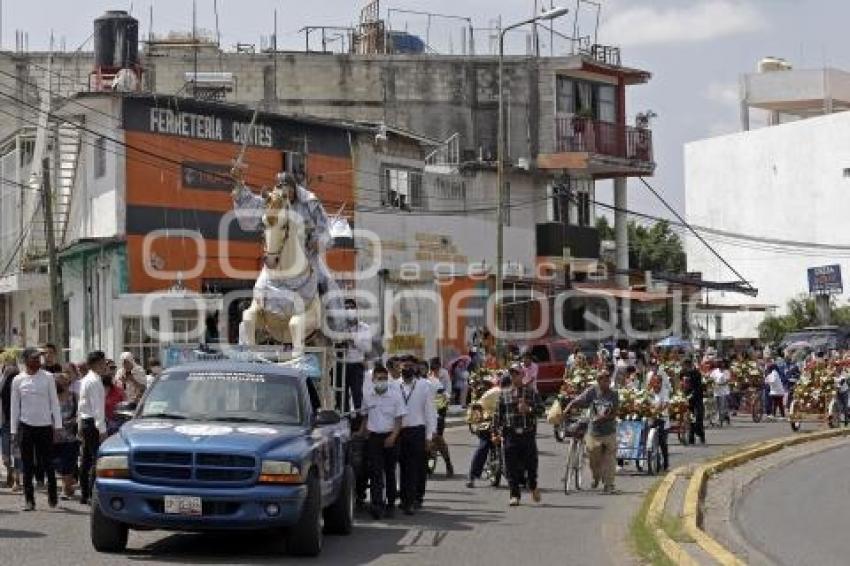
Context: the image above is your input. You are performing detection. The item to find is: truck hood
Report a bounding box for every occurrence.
[118,419,307,454]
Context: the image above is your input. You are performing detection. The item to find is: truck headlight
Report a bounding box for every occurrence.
[96,455,129,479]
[259,460,302,484]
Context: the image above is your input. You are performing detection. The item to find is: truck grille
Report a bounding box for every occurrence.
[132,451,257,484]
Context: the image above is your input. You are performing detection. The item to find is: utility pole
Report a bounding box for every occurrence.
[41,157,65,362]
[496,6,569,357]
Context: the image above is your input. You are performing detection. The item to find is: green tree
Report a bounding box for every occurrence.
[758,294,850,343]
[595,217,687,274]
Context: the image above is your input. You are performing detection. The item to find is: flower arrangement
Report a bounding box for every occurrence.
[617,388,662,421]
[659,360,682,380]
[563,365,598,394]
[793,363,838,414]
[730,360,762,390]
[468,368,499,403]
[668,393,690,420]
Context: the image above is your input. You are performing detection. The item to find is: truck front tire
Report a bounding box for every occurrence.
[323,464,354,535]
[91,494,129,553]
[287,473,323,556]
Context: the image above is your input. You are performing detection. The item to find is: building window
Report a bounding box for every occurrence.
[577,191,591,227]
[597,85,616,123]
[94,136,106,179]
[171,309,201,344]
[122,316,161,367]
[383,167,423,210]
[556,77,575,114]
[549,184,570,223]
[556,76,618,122]
[38,309,52,345]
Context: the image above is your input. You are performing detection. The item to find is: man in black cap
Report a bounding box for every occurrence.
[9,347,62,510]
[493,363,544,506]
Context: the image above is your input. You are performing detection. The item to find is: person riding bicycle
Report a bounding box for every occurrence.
[465,373,506,488]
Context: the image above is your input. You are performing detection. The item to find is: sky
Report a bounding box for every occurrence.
[4,0,849,220]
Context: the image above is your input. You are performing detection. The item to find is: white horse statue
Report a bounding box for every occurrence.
[232,169,323,356]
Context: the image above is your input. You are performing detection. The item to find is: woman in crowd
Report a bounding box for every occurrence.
[765,362,786,418]
[54,371,80,499]
[104,360,127,435]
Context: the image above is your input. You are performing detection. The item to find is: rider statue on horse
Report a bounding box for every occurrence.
[230,164,342,353]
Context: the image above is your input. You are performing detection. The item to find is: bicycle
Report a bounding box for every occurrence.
[739,387,764,423]
[562,416,589,494]
[483,435,504,487]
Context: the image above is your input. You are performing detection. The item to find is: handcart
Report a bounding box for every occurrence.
[616,418,662,475]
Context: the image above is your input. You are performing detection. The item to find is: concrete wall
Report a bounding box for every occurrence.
[0,51,625,167]
[685,111,850,338]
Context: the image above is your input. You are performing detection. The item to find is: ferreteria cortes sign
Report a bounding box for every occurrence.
[122,96,284,149]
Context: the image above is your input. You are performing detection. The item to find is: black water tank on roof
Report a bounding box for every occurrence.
[94,10,139,69]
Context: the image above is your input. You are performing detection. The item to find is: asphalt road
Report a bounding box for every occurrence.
[735,442,850,566]
[0,416,791,566]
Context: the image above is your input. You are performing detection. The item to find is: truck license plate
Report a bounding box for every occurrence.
[164,495,202,516]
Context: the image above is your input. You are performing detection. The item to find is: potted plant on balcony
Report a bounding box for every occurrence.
[572,107,594,133]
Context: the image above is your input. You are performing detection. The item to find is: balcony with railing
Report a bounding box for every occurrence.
[539,117,655,176]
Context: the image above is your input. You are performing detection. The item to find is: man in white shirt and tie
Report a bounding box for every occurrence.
[397,357,438,515]
[77,350,109,505]
[10,347,63,510]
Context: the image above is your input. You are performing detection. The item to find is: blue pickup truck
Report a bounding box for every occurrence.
[90,361,354,556]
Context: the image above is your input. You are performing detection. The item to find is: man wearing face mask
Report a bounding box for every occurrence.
[337,299,372,415]
[359,364,405,520]
[10,348,63,510]
[397,358,438,515]
[77,351,108,506]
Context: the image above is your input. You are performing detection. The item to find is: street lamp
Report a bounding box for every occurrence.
[495,6,569,357]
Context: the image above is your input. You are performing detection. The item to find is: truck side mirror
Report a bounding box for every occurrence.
[315,409,341,426]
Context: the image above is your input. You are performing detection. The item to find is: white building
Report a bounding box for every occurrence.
[685,62,850,339]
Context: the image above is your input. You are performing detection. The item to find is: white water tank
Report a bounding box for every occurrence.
[758,56,792,73]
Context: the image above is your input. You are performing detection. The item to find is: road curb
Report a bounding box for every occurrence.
[648,427,850,565]
[645,466,700,566]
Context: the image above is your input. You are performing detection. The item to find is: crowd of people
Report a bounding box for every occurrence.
[0,344,161,509]
[3,333,844,519]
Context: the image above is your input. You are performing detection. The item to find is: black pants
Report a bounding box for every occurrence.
[503,431,538,499]
[337,362,365,415]
[367,432,398,508]
[654,420,669,470]
[469,430,493,479]
[79,418,101,502]
[398,425,426,508]
[689,402,705,444]
[19,423,57,505]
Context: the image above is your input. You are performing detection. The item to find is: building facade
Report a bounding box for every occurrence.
[686,65,850,339]
[0,10,657,360]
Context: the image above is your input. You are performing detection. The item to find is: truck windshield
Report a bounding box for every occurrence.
[138,370,303,426]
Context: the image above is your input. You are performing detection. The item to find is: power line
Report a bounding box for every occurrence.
[637,176,753,291]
